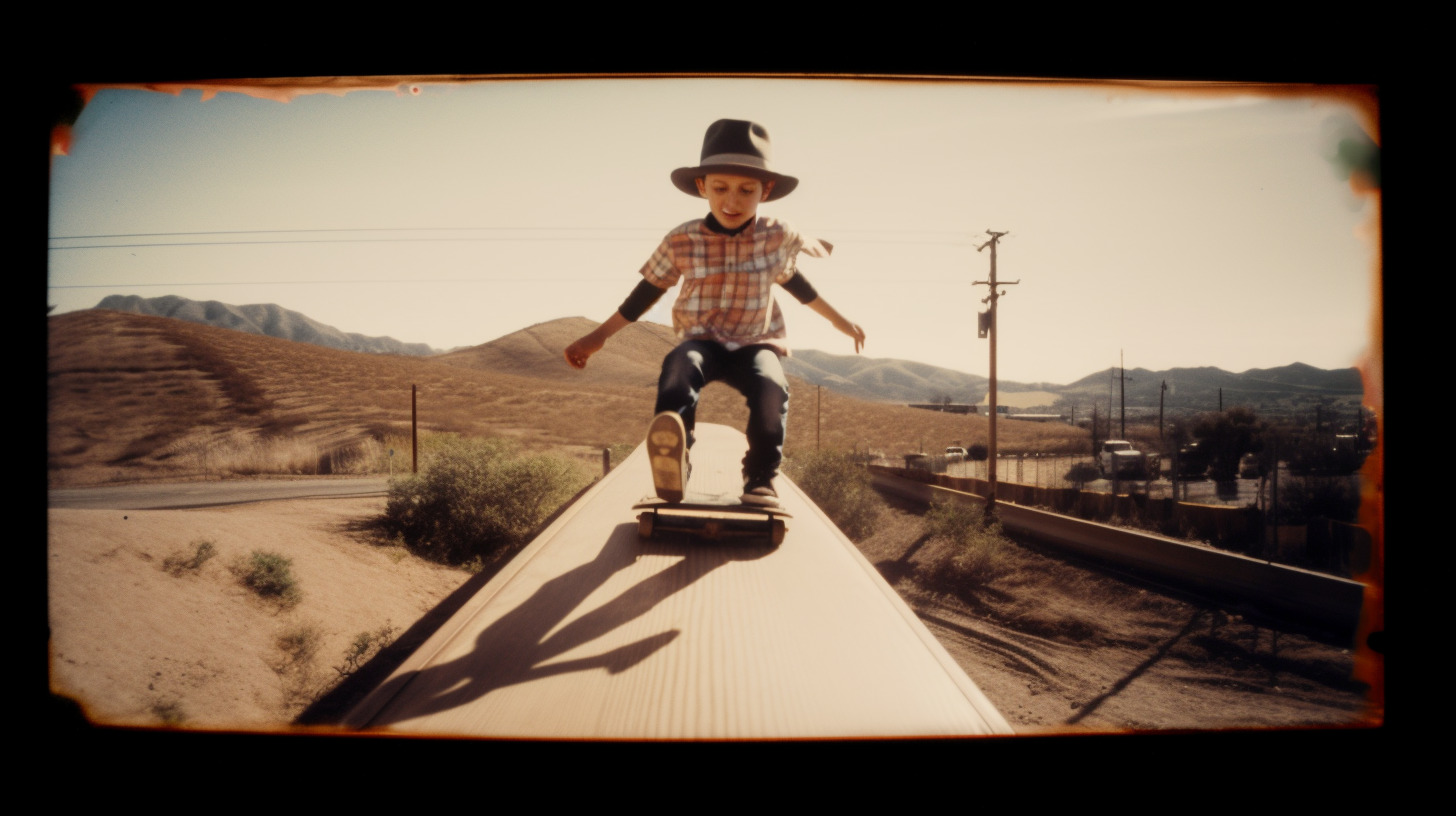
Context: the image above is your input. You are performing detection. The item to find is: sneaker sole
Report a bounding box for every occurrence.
[647,412,686,503]
[740,492,781,508]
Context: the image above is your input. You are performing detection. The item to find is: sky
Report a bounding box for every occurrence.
[47,76,1380,386]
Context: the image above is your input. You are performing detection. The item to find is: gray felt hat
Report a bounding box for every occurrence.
[670,119,798,201]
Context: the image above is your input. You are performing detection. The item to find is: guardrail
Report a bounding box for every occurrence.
[878,464,1368,578]
[870,467,1366,640]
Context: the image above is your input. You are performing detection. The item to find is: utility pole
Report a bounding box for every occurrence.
[973,229,1018,519]
[1108,368,1114,439]
[1119,350,1128,438]
[1159,379,1167,442]
[816,385,822,451]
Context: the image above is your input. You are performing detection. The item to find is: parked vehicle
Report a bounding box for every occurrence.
[1099,440,1149,479]
[1238,452,1265,479]
[945,446,967,461]
[1174,441,1210,480]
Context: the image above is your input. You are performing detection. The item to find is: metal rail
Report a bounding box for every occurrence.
[871,469,1366,639]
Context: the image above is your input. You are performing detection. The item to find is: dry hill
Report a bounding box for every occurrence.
[47,310,1090,487]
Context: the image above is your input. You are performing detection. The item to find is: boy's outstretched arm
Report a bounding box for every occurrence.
[565,279,669,369]
[806,297,866,353]
[564,313,629,369]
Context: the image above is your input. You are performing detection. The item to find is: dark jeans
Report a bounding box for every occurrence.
[654,340,789,479]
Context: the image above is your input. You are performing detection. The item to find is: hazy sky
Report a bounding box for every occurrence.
[48,76,1379,385]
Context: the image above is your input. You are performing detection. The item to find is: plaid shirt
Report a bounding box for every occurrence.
[640,216,830,354]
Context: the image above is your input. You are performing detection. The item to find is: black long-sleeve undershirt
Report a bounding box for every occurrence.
[616,272,819,322]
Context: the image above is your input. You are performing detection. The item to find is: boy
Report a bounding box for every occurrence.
[564,119,865,508]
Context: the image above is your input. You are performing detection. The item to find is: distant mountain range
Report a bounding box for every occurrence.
[93,295,439,357]
[84,295,1367,417]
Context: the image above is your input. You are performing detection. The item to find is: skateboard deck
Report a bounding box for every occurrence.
[634,492,791,545]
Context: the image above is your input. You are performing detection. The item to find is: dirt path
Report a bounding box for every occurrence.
[851,498,1376,734]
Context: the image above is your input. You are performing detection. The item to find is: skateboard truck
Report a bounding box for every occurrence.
[634,496,789,546]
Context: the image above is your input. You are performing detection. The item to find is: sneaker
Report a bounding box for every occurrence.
[647,411,687,502]
[741,476,780,508]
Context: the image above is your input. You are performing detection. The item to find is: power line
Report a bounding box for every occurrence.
[48,225,980,251]
[50,273,978,290]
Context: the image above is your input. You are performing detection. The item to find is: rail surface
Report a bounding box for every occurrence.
[871,469,1366,639]
[344,424,1012,739]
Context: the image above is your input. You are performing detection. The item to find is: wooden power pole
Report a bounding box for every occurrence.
[973,230,1018,518]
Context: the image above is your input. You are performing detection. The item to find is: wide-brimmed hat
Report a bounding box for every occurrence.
[670,119,798,201]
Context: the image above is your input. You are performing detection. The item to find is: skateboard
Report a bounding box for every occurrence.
[634,493,790,545]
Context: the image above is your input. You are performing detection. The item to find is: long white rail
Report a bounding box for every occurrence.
[344,424,1012,739]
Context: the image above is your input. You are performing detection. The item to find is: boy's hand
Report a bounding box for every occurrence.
[807,297,864,354]
[564,335,602,369]
[564,312,631,369]
[836,317,866,354]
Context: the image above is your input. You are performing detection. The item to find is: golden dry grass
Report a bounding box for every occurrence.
[48,310,1092,487]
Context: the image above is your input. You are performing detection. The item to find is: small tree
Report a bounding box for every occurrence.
[1193,407,1263,482]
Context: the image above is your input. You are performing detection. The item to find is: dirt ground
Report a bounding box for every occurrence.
[854,499,1376,734]
[45,494,1379,739]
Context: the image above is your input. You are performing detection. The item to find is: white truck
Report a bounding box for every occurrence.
[1099,440,1149,479]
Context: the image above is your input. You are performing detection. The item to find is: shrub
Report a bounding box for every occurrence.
[1278,475,1361,525]
[162,539,216,576]
[151,699,186,726]
[1064,463,1101,488]
[274,622,326,711]
[335,622,398,678]
[783,449,883,540]
[275,623,324,672]
[967,443,988,462]
[235,550,302,606]
[382,436,589,567]
[922,499,1014,593]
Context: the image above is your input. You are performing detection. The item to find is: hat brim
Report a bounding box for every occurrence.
[671,165,798,201]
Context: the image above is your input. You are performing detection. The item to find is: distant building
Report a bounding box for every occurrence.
[907,403,978,414]
[1004,413,1069,423]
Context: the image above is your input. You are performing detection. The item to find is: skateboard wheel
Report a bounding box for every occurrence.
[638,512,655,540]
[770,519,786,546]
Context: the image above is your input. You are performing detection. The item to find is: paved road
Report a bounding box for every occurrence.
[48,477,391,510]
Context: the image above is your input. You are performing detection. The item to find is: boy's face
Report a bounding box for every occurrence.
[695,173,774,229]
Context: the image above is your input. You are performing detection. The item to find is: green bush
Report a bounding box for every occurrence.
[235,550,302,606]
[784,449,883,540]
[383,436,588,567]
[922,499,1013,592]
